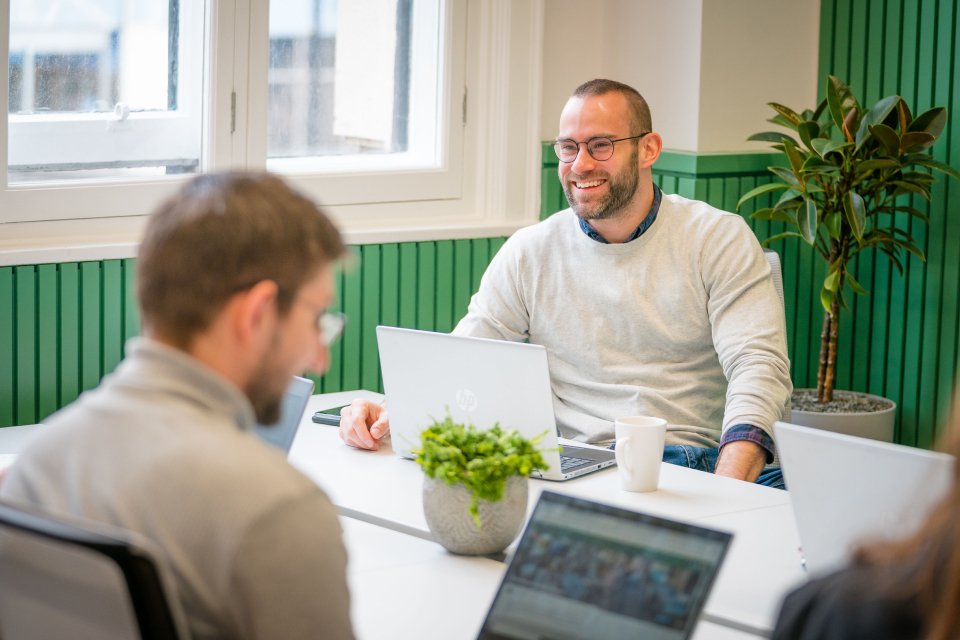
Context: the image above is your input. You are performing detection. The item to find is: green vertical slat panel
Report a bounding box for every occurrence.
[676,177,697,200]
[341,247,363,392]
[848,1,868,91]
[489,237,507,259]
[360,245,381,392]
[435,241,455,333]
[320,265,347,394]
[15,266,36,425]
[59,263,80,408]
[918,0,956,447]
[0,268,14,427]
[380,244,400,328]
[831,0,852,78]
[657,174,678,195]
[102,260,123,376]
[863,0,885,104]
[453,239,473,325]
[36,265,59,421]
[379,244,400,392]
[417,242,437,331]
[398,243,419,328]
[818,0,836,80]
[470,238,490,298]
[123,258,140,343]
[80,262,102,393]
[541,168,566,219]
[936,4,960,439]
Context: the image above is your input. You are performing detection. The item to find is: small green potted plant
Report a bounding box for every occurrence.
[414,415,548,555]
[739,75,959,440]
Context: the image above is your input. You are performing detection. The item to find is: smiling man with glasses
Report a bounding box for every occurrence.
[2,172,355,639]
[342,79,791,491]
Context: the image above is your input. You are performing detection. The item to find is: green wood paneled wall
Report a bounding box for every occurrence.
[816,0,960,447]
[0,239,505,427]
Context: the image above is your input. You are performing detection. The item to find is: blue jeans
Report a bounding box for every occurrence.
[661,445,785,490]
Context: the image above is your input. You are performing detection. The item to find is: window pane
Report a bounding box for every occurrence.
[7,0,204,184]
[267,0,440,170]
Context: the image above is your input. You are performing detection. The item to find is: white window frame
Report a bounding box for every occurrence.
[0,0,544,266]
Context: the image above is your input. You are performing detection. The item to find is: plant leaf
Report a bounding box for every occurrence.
[890,180,932,200]
[905,154,960,181]
[798,198,818,245]
[762,231,806,246]
[898,100,913,132]
[855,95,900,150]
[775,188,803,209]
[751,207,798,224]
[827,75,859,131]
[768,166,802,187]
[812,98,829,121]
[782,137,806,179]
[843,190,866,241]
[900,131,936,153]
[797,121,821,150]
[856,158,900,178]
[869,123,901,155]
[769,102,803,126]
[824,212,842,239]
[824,267,841,292]
[820,284,835,313]
[748,131,798,145]
[736,182,791,208]
[908,107,947,138]
[877,205,930,223]
[846,270,868,296]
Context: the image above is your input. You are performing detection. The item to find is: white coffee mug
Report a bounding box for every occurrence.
[614,416,668,492]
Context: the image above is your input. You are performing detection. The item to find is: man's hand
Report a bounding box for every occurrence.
[338,399,390,450]
[714,440,766,482]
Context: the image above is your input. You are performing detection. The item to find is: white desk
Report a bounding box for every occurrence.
[292,391,792,537]
[293,391,804,636]
[0,393,802,637]
[342,516,766,640]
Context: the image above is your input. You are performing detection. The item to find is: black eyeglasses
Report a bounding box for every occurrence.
[553,133,650,163]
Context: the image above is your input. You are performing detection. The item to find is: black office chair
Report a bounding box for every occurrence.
[0,500,189,640]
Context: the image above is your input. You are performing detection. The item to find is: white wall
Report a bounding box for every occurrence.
[540,0,820,153]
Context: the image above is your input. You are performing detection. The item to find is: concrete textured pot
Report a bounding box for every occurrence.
[422,475,527,555]
[790,389,896,442]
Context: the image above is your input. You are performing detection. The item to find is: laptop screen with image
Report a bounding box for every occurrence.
[477,492,732,640]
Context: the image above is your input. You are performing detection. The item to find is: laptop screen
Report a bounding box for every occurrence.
[477,492,732,640]
[254,376,314,454]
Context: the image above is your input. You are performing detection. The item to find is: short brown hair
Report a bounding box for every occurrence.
[137,171,346,347]
[572,78,653,134]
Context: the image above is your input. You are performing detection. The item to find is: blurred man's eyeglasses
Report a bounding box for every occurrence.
[553,133,650,163]
[318,311,347,346]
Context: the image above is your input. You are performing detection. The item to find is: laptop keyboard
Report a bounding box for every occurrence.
[559,454,593,472]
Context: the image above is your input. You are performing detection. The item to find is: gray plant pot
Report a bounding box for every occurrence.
[422,475,528,555]
[790,389,896,442]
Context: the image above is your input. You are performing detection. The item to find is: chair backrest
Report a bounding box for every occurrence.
[763,249,785,309]
[0,500,189,640]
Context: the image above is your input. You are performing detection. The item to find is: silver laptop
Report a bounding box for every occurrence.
[775,421,954,575]
[255,376,314,454]
[376,326,616,481]
[476,491,732,640]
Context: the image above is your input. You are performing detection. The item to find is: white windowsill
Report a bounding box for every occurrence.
[0,216,532,267]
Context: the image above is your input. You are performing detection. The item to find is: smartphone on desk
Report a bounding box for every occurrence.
[312,405,346,427]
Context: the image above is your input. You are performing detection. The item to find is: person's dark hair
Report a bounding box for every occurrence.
[137,171,346,348]
[572,79,653,134]
[853,408,960,640]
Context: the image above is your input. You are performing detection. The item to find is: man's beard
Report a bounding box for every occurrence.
[562,148,640,221]
[246,331,288,425]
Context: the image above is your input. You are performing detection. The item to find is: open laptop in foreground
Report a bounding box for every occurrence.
[775,421,954,576]
[477,491,732,640]
[376,326,616,481]
[255,375,314,455]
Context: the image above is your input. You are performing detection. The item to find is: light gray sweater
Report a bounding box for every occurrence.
[455,194,792,448]
[1,338,354,640]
